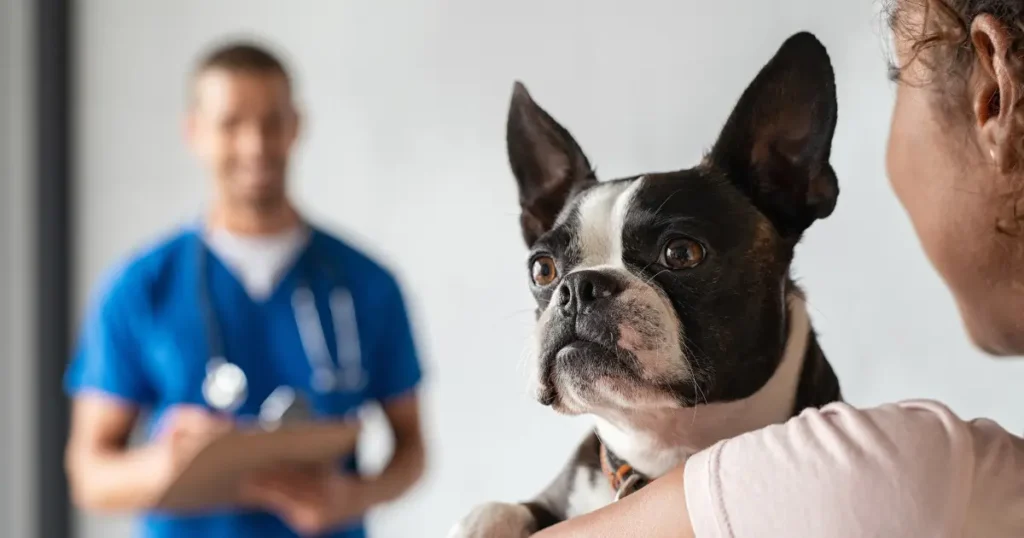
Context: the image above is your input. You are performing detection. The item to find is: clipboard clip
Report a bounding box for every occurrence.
[258,386,313,431]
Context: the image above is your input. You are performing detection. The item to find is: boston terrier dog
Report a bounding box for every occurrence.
[449,32,843,537]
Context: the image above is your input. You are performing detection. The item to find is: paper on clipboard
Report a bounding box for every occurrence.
[154,420,360,512]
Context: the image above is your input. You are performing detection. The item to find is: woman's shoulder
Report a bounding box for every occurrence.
[685,399,1024,537]
[804,399,1021,449]
[766,399,1022,476]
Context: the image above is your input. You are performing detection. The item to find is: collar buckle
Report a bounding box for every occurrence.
[599,441,650,501]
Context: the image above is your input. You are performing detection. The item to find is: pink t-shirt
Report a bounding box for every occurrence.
[684,400,1024,537]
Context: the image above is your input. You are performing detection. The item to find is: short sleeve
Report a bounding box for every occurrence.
[683,400,1024,538]
[367,275,423,403]
[63,270,156,406]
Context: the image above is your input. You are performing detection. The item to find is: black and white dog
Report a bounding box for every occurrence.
[450,32,843,537]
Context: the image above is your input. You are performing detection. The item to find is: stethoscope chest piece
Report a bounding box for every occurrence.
[203,357,248,413]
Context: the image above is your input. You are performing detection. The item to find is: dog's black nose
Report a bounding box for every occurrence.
[557,270,623,314]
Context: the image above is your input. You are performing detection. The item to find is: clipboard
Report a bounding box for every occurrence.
[154,420,360,512]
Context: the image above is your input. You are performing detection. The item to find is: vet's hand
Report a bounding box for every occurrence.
[448,502,537,538]
[240,465,373,536]
[149,405,232,493]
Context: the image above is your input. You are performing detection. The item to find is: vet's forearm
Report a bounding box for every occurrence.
[533,465,695,538]
[66,443,165,512]
[361,436,426,506]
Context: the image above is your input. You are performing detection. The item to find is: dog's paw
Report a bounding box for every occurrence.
[447,502,537,538]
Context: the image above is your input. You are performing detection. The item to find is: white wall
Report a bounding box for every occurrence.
[75,1,1024,537]
[1,0,36,536]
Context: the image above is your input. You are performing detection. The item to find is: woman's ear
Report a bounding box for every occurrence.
[971,14,1022,172]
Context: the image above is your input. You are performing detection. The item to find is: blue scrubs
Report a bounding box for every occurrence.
[64,225,423,538]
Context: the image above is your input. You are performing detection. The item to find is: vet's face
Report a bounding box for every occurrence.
[507,33,840,415]
[187,69,299,212]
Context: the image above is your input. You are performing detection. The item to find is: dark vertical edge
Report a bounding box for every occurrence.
[35,0,75,537]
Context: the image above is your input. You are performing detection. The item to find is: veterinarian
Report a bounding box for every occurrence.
[535,1,1024,537]
[62,41,425,538]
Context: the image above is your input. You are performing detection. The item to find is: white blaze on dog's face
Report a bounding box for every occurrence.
[506,34,841,416]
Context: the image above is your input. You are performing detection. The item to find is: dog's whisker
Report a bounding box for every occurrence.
[678,333,710,409]
[651,188,686,217]
[493,308,540,323]
[517,344,532,371]
[802,299,828,324]
[643,269,672,286]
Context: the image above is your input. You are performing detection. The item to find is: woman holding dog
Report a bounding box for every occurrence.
[537,1,1024,537]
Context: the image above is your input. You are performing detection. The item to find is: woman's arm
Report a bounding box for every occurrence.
[538,400,1024,538]
[534,464,693,538]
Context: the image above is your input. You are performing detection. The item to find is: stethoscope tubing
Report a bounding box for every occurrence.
[197,232,367,412]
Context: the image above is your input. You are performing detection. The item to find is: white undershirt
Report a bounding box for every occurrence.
[203,225,311,301]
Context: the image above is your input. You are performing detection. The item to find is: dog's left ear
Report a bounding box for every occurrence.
[507,82,597,247]
[709,32,839,237]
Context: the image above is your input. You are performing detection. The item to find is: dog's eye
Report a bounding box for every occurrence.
[662,238,705,270]
[531,256,559,286]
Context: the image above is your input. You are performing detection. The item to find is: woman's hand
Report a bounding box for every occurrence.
[533,465,695,538]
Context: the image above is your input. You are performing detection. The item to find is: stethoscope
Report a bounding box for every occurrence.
[197,234,369,416]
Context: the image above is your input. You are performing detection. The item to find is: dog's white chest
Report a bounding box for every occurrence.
[565,466,617,519]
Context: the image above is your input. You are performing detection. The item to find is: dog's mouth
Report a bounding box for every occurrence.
[555,339,606,359]
[538,339,621,407]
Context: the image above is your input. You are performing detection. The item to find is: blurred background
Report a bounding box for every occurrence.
[4,0,1024,537]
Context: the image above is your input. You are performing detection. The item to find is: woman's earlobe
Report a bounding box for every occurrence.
[981,122,1019,173]
[975,86,1015,172]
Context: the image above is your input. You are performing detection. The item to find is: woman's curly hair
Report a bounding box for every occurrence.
[888,0,1024,108]
[888,1,1024,110]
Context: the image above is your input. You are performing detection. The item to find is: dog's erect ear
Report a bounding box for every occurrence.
[709,32,839,237]
[507,82,596,247]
